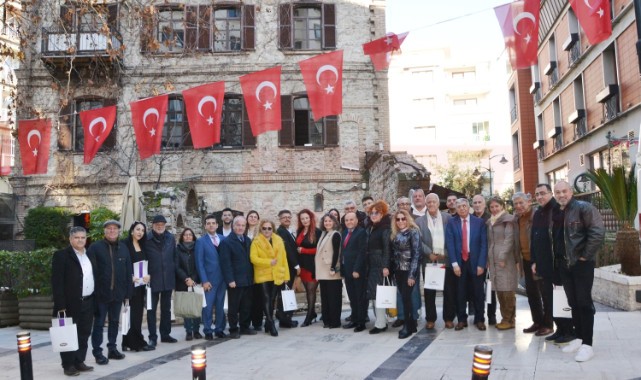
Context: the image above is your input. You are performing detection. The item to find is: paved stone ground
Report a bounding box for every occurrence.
[0,295,640,380]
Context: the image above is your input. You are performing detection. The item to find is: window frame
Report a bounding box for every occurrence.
[58,97,117,153]
[161,95,192,151]
[212,94,256,149]
[279,3,335,51]
[279,95,338,147]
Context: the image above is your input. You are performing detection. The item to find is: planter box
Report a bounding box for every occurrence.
[593,264,641,311]
[19,294,53,330]
[0,291,19,327]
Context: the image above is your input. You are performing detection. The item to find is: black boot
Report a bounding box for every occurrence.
[398,325,411,339]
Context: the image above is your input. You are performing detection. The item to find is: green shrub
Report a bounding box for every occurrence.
[87,206,120,242]
[6,248,56,298]
[23,207,70,249]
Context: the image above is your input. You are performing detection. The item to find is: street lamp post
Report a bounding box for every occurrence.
[474,154,508,196]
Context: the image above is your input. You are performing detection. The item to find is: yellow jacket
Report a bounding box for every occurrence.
[250,233,290,285]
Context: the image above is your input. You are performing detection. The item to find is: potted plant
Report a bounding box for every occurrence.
[0,250,18,327]
[10,248,56,330]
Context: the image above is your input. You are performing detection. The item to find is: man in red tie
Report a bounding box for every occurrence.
[445,198,488,331]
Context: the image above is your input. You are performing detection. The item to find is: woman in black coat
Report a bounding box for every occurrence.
[122,222,154,352]
[175,228,201,341]
[366,200,392,334]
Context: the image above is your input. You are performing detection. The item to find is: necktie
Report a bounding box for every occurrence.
[343,230,352,248]
[462,218,469,261]
[239,235,244,243]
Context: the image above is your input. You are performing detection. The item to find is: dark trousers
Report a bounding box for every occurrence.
[250,283,264,328]
[456,260,486,324]
[91,300,122,356]
[122,286,147,350]
[259,282,278,327]
[344,275,367,325]
[560,261,595,345]
[523,259,548,327]
[202,283,226,334]
[424,266,457,322]
[60,296,94,370]
[320,280,343,327]
[396,271,416,325]
[486,291,496,319]
[227,286,252,331]
[147,290,172,341]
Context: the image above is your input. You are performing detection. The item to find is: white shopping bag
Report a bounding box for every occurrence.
[50,313,79,353]
[376,277,397,308]
[423,264,446,290]
[146,285,152,310]
[553,286,572,318]
[223,290,228,311]
[485,279,492,304]
[281,284,298,312]
[120,305,130,335]
[193,285,207,307]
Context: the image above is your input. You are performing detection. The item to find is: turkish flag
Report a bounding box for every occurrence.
[239,67,281,137]
[495,0,540,69]
[130,95,168,159]
[182,81,225,149]
[18,119,51,175]
[299,50,343,121]
[569,0,612,45]
[79,105,116,164]
[363,32,408,71]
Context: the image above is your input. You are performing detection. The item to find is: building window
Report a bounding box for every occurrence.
[279,95,338,147]
[157,8,184,52]
[454,98,477,106]
[162,96,191,150]
[546,165,568,187]
[279,3,335,50]
[452,70,475,79]
[414,125,436,140]
[211,95,255,149]
[58,98,117,152]
[214,8,241,51]
[413,97,434,110]
[472,121,490,141]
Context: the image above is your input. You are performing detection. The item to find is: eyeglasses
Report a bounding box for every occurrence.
[398,202,410,206]
[279,215,292,219]
[396,217,407,222]
[261,227,273,231]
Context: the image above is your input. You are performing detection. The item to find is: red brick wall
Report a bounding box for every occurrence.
[613,0,631,18]
[515,69,538,193]
[583,57,604,132]
[617,23,641,112]
[539,40,551,95]
[560,86,574,145]
[556,13,570,78]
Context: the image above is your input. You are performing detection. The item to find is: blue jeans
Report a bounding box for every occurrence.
[396,283,421,320]
[202,283,227,334]
[147,290,172,341]
[183,317,202,334]
[91,300,122,356]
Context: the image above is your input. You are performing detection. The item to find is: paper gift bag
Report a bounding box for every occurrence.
[423,264,446,290]
[375,277,397,308]
[173,290,203,318]
[223,290,228,311]
[146,285,152,310]
[281,284,298,312]
[193,285,207,307]
[120,305,130,335]
[50,314,78,352]
[485,280,492,304]
[553,286,572,318]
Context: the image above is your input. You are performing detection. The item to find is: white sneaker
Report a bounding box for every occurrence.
[574,344,594,362]
[562,338,582,353]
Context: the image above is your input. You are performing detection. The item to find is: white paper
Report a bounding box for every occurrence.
[146,285,152,310]
[193,285,207,307]
[133,260,148,287]
[485,280,492,304]
[120,306,130,334]
[423,264,446,290]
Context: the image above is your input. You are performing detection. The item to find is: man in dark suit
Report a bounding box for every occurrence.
[341,212,368,332]
[446,198,488,331]
[195,215,228,339]
[52,226,97,376]
[275,209,300,328]
[219,215,255,339]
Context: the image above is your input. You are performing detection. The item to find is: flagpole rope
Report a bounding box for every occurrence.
[400,2,512,33]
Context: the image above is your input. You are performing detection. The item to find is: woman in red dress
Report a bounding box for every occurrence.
[296,209,321,326]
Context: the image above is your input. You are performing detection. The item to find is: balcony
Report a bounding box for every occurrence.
[596,85,619,122]
[574,118,587,140]
[40,26,122,70]
[510,105,518,123]
[512,153,520,170]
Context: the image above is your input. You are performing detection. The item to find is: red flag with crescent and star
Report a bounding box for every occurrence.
[182,81,225,149]
[239,66,282,137]
[18,119,51,175]
[363,32,408,71]
[494,0,540,69]
[299,50,343,121]
[130,95,168,159]
[569,0,612,45]
[79,105,116,164]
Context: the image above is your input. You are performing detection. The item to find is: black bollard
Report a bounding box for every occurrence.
[17,331,33,380]
[191,344,206,380]
[471,345,492,380]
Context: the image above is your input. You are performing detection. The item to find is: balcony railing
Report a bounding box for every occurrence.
[510,105,517,123]
[604,94,619,122]
[41,27,122,57]
[534,88,541,103]
[548,68,559,88]
[569,42,581,66]
[512,153,520,170]
[574,117,587,140]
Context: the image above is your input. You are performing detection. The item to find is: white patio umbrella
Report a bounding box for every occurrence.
[120,176,146,233]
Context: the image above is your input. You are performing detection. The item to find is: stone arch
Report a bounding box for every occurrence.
[176,214,184,228]
[186,189,198,213]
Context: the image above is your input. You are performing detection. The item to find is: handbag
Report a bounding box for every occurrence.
[50,312,79,353]
[553,286,572,318]
[120,305,130,335]
[485,279,493,304]
[173,288,203,318]
[281,284,298,312]
[146,285,152,310]
[375,276,397,308]
[423,263,446,290]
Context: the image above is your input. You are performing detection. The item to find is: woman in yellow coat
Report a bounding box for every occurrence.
[250,219,290,337]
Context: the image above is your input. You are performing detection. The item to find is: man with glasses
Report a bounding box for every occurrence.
[341,200,366,229]
[275,210,300,328]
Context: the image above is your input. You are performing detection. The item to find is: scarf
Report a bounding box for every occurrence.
[426,212,444,255]
[490,210,506,226]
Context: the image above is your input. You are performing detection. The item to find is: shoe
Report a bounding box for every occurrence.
[398,327,412,339]
[253,325,263,332]
[476,322,487,331]
[279,320,296,328]
[64,367,80,376]
[562,339,583,353]
[142,345,155,351]
[269,325,279,337]
[148,339,157,347]
[444,321,454,329]
[409,322,417,333]
[240,328,257,335]
[345,315,352,322]
[369,326,387,334]
[302,314,317,327]
[354,324,366,332]
[121,343,131,352]
[495,322,514,330]
[95,354,109,365]
[535,327,554,336]
[545,330,562,341]
[214,332,227,339]
[291,320,299,327]
[523,323,540,333]
[75,363,93,372]
[488,317,497,326]
[186,333,194,341]
[392,319,405,328]
[574,344,594,362]
[205,333,214,340]
[454,322,468,331]
[229,331,240,339]
[161,336,177,343]
[108,350,125,360]
[425,321,435,330]
[555,334,577,345]
[193,332,203,339]
[343,322,356,329]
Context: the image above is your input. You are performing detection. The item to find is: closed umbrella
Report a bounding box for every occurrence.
[120,176,146,233]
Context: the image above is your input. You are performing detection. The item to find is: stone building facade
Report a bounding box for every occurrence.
[11,0,405,234]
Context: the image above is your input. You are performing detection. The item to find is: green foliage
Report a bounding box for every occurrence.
[23,207,70,249]
[435,164,483,198]
[88,206,120,242]
[584,166,637,229]
[0,248,56,297]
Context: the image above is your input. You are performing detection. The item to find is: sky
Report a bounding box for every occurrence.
[386,0,511,60]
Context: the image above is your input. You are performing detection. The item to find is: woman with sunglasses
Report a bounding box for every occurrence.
[367,200,392,334]
[250,220,290,336]
[296,209,321,326]
[390,209,422,339]
[315,213,343,328]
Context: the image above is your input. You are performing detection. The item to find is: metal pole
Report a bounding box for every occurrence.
[17,331,33,380]
[488,157,493,196]
[471,345,493,380]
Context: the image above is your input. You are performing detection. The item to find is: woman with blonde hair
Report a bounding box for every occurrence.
[250,219,290,337]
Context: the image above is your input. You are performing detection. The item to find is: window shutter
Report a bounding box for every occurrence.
[185,6,198,50]
[279,95,293,147]
[59,4,73,31]
[102,99,117,149]
[322,4,336,50]
[324,115,338,146]
[140,6,156,53]
[278,4,292,50]
[242,5,255,50]
[198,5,211,51]
[107,4,118,31]
[58,103,73,151]
[242,103,256,147]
